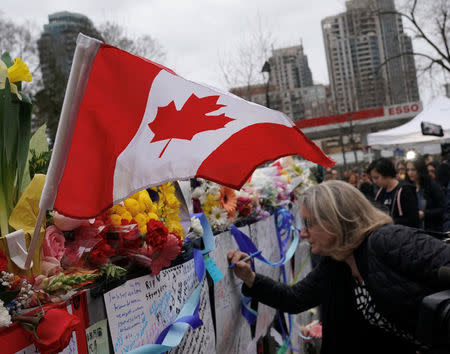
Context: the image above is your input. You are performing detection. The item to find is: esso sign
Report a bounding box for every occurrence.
[385,102,422,117]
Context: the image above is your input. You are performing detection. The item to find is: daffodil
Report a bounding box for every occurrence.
[7,57,32,83]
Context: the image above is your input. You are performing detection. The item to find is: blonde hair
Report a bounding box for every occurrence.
[299,180,392,260]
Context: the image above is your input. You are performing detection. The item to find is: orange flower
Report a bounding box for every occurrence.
[219,187,237,218]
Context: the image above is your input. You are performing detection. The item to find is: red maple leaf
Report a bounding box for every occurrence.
[148,94,235,157]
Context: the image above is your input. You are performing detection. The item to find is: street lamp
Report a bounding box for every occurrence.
[261,60,271,108]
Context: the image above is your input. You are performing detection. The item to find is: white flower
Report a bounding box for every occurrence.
[206,183,221,197]
[0,300,11,328]
[209,206,228,230]
[190,216,203,236]
[191,186,205,200]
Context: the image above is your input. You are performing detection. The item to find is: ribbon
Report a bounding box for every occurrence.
[230,207,300,327]
[129,248,205,354]
[190,212,215,255]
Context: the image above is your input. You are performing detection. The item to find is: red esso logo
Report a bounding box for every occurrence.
[388,103,420,115]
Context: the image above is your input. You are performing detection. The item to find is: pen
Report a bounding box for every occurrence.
[229,250,262,269]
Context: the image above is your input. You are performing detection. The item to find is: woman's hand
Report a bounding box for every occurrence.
[227,250,256,287]
[419,210,424,219]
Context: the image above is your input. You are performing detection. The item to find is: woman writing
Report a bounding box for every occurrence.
[228,181,450,353]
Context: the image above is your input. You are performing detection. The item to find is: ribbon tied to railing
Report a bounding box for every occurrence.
[129,248,205,354]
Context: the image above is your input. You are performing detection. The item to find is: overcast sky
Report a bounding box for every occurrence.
[1,0,445,102]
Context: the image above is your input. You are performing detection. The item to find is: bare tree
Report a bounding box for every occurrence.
[378,0,450,74]
[218,16,275,99]
[99,21,166,62]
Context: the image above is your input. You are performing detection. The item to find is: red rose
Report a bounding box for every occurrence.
[30,308,80,353]
[89,240,116,265]
[0,249,8,271]
[146,220,168,251]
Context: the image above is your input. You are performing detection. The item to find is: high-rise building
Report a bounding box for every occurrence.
[36,11,103,143]
[269,45,313,90]
[38,11,103,91]
[322,0,419,114]
[231,43,333,121]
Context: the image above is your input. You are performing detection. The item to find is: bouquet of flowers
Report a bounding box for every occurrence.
[192,179,237,233]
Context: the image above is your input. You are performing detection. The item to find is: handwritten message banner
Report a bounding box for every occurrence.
[210,227,253,354]
[168,281,216,354]
[104,259,197,353]
[250,215,280,339]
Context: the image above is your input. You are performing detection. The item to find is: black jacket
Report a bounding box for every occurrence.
[422,179,446,232]
[242,225,450,353]
[373,181,420,228]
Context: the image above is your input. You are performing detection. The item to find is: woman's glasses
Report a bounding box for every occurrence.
[302,217,316,232]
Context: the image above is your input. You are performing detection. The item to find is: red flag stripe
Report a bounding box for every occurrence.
[54,44,163,218]
[196,123,335,189]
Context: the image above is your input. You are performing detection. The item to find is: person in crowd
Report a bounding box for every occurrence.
[406,157,446,232]
[424,154,434,165]
[228,181,450,354]
[368,158,419,228]
[347,171,359,188]
[426,161,439,180]
[359,168,375,201]
[395,159,407,180]
[331,169,339,180]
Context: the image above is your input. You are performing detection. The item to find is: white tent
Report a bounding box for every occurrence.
[367,96,450,149]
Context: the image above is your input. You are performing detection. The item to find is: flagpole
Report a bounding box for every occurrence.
[24,34,102,269]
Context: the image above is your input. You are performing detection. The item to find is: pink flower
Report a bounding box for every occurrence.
[310,324,322,338]
[43,226,66,261]
[150,233,181,275]
[41,256,63,277]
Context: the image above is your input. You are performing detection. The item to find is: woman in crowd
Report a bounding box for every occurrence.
[228,181,450,353]
[426,161,439,180]
[406,157,446,232]
[396,159,407,180]
[368,158,419,228]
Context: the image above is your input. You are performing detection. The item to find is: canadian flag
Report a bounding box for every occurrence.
[41,34,334,219]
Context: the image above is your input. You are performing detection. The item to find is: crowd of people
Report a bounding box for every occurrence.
[228,154,450,354]
[323,153,450,233]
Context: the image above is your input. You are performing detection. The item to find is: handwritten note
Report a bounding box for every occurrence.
[250,215,280,340]
[210,227,253,354]
[168,281,216,354]
[104,259,197,353]
[86,319,110,354]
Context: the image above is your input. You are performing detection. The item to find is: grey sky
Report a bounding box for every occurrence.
[2,0,346,88]
[1,0,445,103]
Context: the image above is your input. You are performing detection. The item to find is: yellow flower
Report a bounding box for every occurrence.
[7,57,32,83]
[134,212,148,226]
[139,224,147,234]
[110,214,122,226]
[124,198,140,216]
[203,194,218,216]
[121,211,133,222]
[148,212,159,221]
[138,190,153,211]
[110,204,126,215]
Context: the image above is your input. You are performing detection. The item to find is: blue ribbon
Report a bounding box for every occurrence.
[230,207,300,327]
[129,248,205,353]
[190,212,215,254]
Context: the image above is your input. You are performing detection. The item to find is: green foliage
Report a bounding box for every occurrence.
[29,149,52,179]
[0,51,32,237]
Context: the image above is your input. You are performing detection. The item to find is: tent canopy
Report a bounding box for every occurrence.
[367,96,450,149]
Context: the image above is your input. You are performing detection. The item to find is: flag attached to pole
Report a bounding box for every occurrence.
[42,34,334,219]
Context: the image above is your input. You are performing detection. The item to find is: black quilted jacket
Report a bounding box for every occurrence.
[242,225,450,353]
